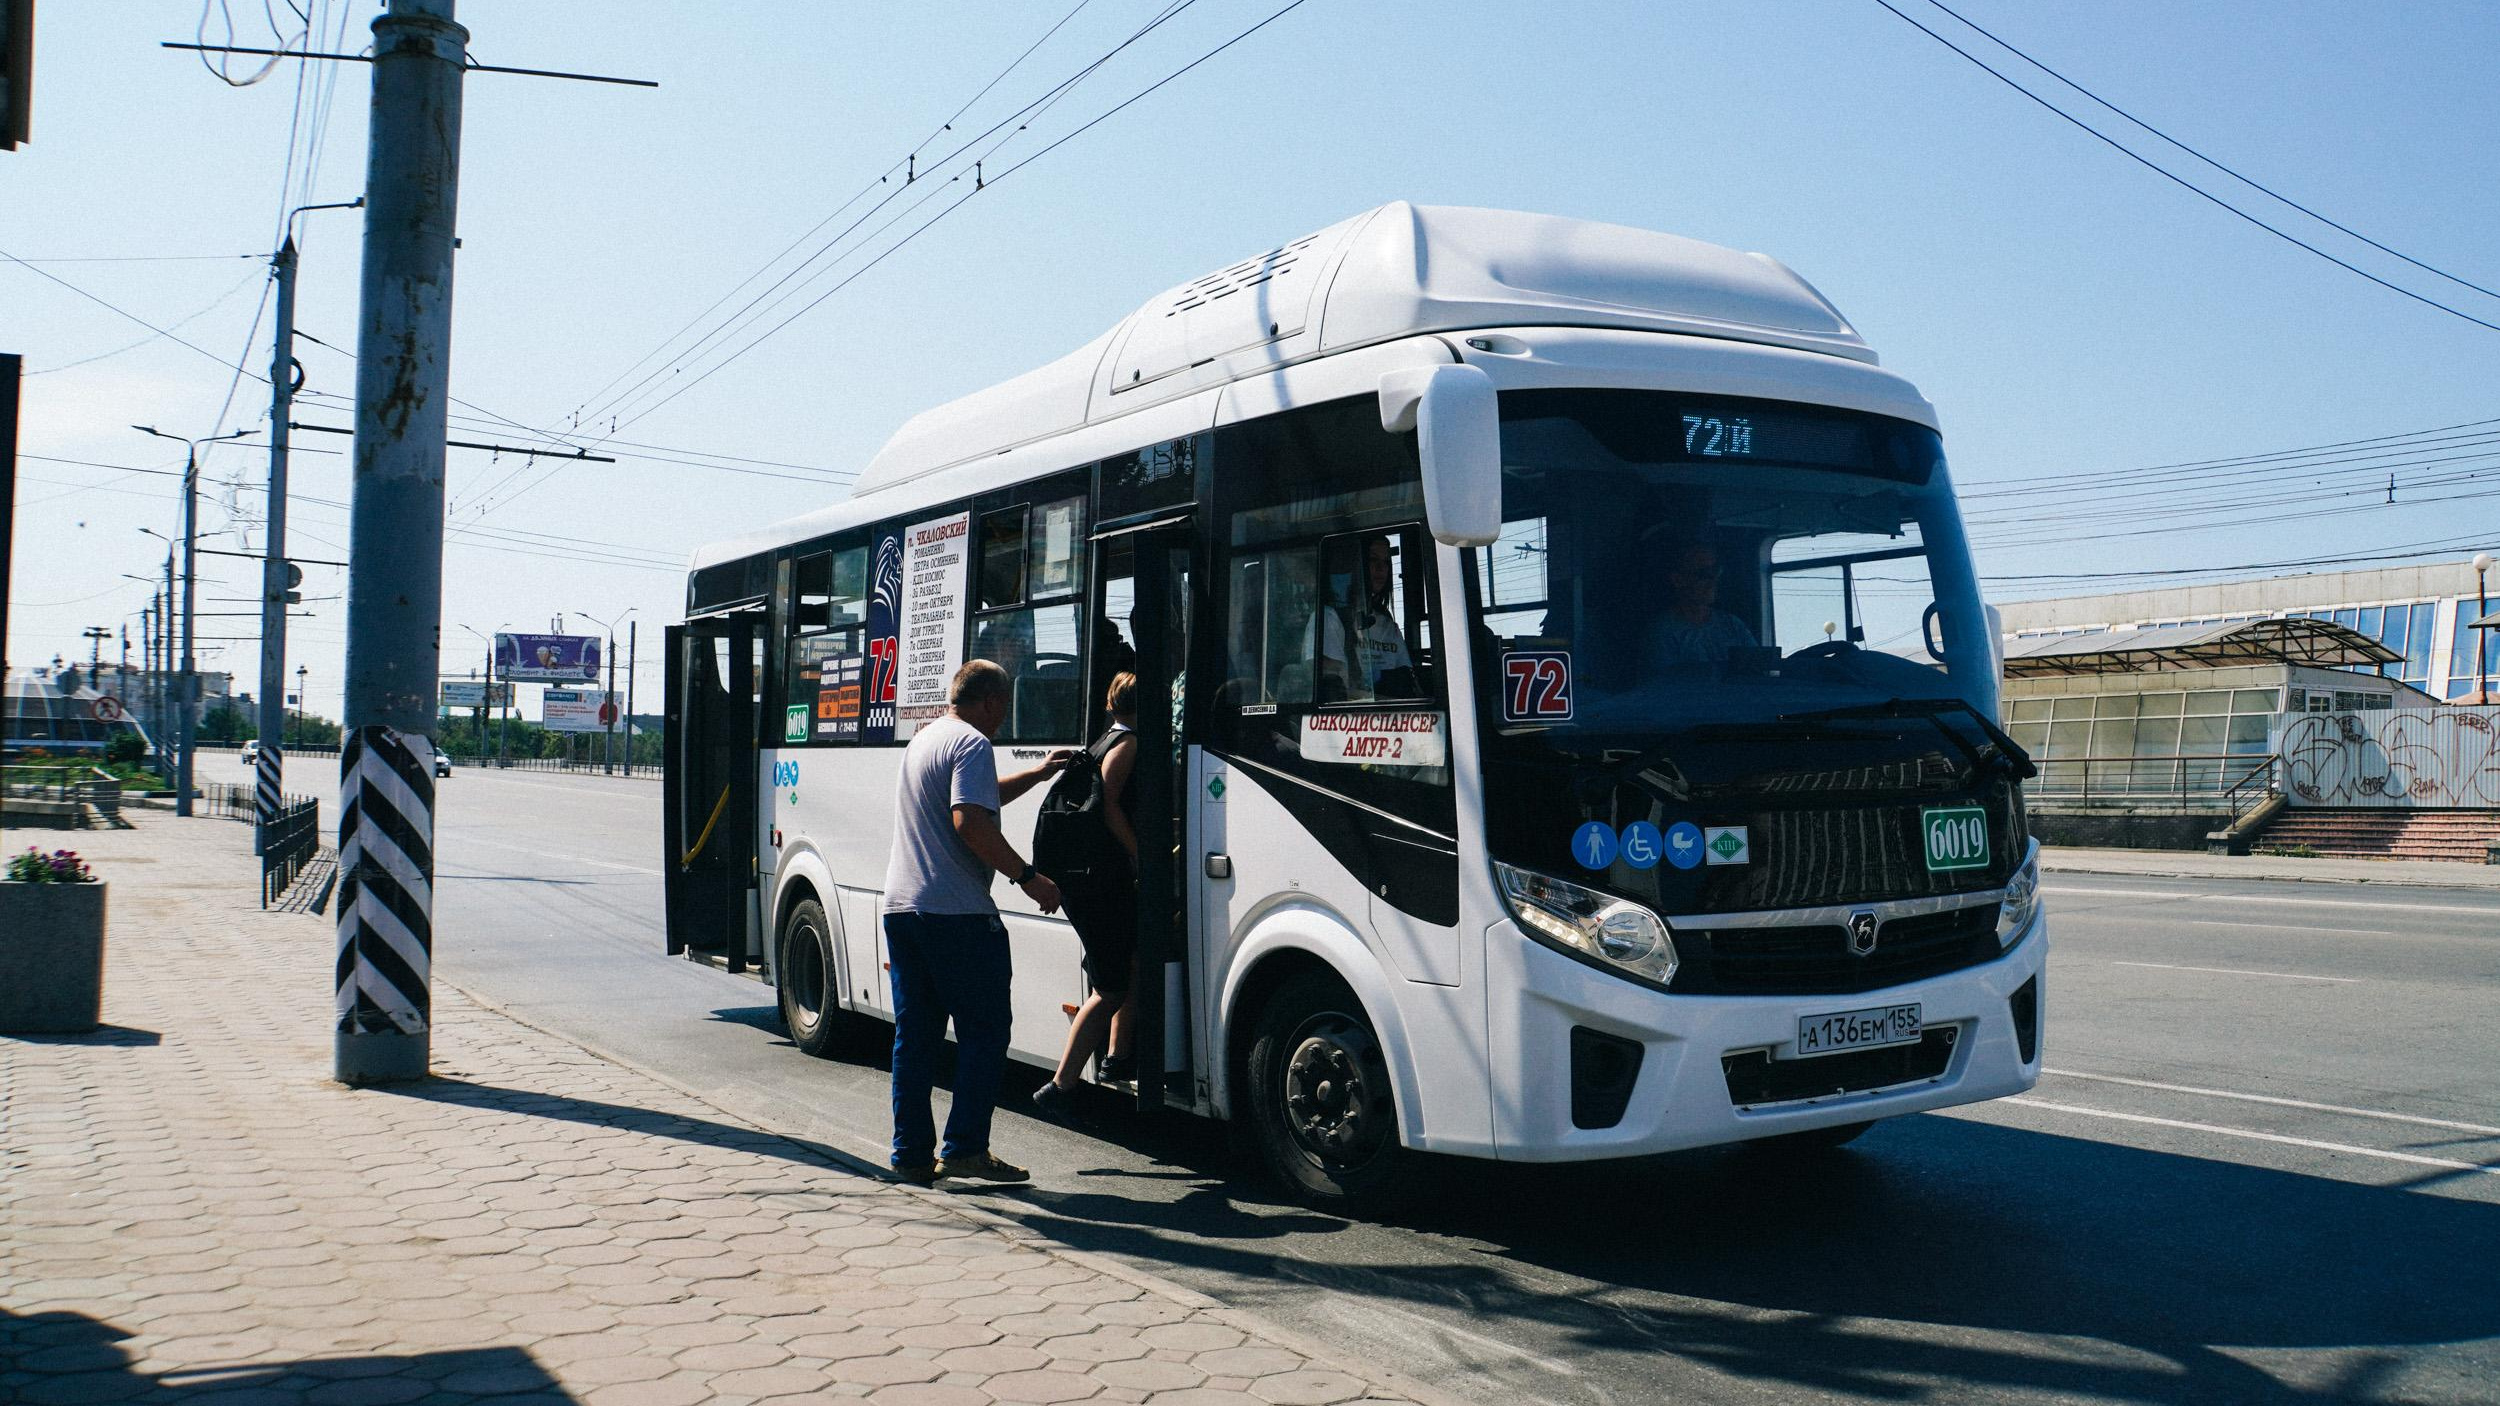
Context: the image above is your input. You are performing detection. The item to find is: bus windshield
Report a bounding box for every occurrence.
[1470,390,2012,898]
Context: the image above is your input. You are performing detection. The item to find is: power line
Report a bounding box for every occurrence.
[602,0,1316,437]
[1871,0,2500,336]
[1917,0,2500,307]
[566,0,1204,439]
[1958,415,2500,497]
[1981,531,2500,583]
[0,247,268,380]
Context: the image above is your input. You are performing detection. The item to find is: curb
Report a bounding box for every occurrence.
[433,971,1484,1406]
[2042,857,2500,893]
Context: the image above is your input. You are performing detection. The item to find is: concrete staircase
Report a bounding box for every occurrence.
[2254,809,2500,863]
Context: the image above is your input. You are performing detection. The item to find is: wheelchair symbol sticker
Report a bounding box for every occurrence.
[1620,821,1663,870]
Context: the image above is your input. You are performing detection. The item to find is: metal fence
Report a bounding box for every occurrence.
[1,766,124,827]
[261,796,321,908]
[2028,752,2278,813]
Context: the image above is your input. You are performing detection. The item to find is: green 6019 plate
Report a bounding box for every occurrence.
[1922,805,1990,872]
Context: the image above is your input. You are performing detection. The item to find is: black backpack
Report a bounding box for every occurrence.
[1033,728,1126,884]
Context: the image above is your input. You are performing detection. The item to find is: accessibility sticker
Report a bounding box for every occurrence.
[1665,821,1705,870]
[1620,820,1663,870]
[1572,821,1619,870]
[1704,825,1751,866]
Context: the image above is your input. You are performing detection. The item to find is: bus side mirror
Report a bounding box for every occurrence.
[1380,364,1501,548]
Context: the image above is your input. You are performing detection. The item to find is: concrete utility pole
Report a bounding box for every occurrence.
[256,200,361,853]
[137,426,248,816]
[336,0,464,1085]
[622,619,636,776]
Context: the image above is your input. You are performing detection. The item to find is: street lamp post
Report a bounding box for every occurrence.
[132,424,250,818]
[575,608,631,775]
[295,663,308,739]
[2474,553,2495,704]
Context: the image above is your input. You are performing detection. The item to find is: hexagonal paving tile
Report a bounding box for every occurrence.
[1248,1370,1369,1406]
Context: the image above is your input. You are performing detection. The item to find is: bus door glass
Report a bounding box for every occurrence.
[663,615,761,970]
[1089,521,1198,1110]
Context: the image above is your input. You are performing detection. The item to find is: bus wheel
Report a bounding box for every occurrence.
[1750,1120,1875,1153]
[778,898,844,1059]
[1246,970,1410,1207]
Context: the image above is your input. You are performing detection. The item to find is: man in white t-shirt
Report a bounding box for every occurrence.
[883,659,1075,1186]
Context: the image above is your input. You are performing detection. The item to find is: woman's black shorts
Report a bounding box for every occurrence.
[1058,871,1136,999]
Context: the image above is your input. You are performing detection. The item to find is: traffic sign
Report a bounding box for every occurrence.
[90,695,124,723]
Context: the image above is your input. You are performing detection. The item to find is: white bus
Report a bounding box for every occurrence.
[667,203,2045,1206]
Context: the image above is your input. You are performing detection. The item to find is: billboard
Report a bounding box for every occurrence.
[542,688,614,733]
[440,680,514,711]
[496,632,603,684]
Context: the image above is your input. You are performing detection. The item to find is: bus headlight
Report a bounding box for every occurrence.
[1496,862,1678,988]
[1996,848,2040,950]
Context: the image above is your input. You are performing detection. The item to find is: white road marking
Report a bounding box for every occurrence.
[2044,1070,2500,1137]
[2000,1097,2500,1177]
[2112,960,2356,984]
[2168,918,2398,936]
[2045,884,2500,916]
[443,840,663,877]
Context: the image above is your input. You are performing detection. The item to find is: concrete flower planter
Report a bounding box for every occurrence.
[0,882,108,1033]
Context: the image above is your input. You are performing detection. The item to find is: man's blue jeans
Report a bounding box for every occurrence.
[883,910,1014,1165]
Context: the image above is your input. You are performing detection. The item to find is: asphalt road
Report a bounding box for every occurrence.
[233,755,2500,1406]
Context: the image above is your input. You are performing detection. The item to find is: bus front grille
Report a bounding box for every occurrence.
[1723,1028,1958,1107]
[1673,902,2000,996]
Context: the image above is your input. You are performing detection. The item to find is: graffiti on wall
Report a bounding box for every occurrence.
[2277,708,2500,808]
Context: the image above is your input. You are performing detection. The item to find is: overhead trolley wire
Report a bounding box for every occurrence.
[567,0,1202,440]
[596,0,1316,439]
[1872,0,2500,336]
[1916,0,2500,308]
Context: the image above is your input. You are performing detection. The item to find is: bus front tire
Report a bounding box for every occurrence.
[1245,969,1411,1208]
[777,898,846,1059]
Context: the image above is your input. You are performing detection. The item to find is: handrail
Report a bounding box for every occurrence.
[680,785,732,870]
[2030,751,2280,809]
[2221,753,2281,823]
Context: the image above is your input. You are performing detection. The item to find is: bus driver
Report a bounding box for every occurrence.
[1652,539,1758,667]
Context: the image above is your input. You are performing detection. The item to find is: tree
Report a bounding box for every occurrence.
[198,705,253,743]
[284,711,342,747]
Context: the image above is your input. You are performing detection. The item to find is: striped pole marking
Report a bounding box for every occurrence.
[334,726,435,1037]
[254,742,283,853]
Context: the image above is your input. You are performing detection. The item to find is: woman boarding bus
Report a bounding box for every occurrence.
[667,203,2044,1208]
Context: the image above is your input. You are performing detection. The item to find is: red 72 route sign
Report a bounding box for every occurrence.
[1500,651,1573,723]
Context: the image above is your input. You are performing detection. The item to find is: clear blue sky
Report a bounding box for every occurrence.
[8,1,2498,720]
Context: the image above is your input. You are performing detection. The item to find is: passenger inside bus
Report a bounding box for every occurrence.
[1313,534,1417,701]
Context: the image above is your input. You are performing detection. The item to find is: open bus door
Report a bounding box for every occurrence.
[665,616,761,970]
[1090,521,1194,1111]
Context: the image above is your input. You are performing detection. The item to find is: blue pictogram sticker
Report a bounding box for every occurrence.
[1572,821,1619,870]
[1620,820,1663,870]
[1665,821,1705,870]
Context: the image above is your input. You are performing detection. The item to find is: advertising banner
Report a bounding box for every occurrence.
[496,632,603,684]
[786,639,864,743]
[542,688,614,733]
[861,528,904,744]
[894,511,970,736]
[439,680,513,711]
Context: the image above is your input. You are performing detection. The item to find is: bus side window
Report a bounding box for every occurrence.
[968,495,1087,744]
[787,543,870,747]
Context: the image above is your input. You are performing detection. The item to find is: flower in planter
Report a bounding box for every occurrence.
[6,847,97,885]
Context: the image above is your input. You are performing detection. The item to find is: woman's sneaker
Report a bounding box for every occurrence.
[1029,1080,1078,1125]
[936,1151,1030,1184]
[1096,1053,1135,1085]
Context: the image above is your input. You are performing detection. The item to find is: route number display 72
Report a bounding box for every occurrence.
[1501,650,1574,723]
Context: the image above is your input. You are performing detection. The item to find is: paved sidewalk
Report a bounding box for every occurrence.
[2044,844,2500,890]
[0,816,1437,1406]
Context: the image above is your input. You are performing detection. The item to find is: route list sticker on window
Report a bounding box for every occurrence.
[894,511,970,735]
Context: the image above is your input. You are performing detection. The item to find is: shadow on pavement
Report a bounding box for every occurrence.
[0,1307,576,1404]
[993,1108,2500,1405]
[3,1024,161,1047]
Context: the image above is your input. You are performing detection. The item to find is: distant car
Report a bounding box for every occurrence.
[434,752,453,778]
[239,740,262,767]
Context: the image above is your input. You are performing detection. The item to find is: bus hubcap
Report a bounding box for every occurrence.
[789,925,824,1022]
[1283,1019,1379,1162]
